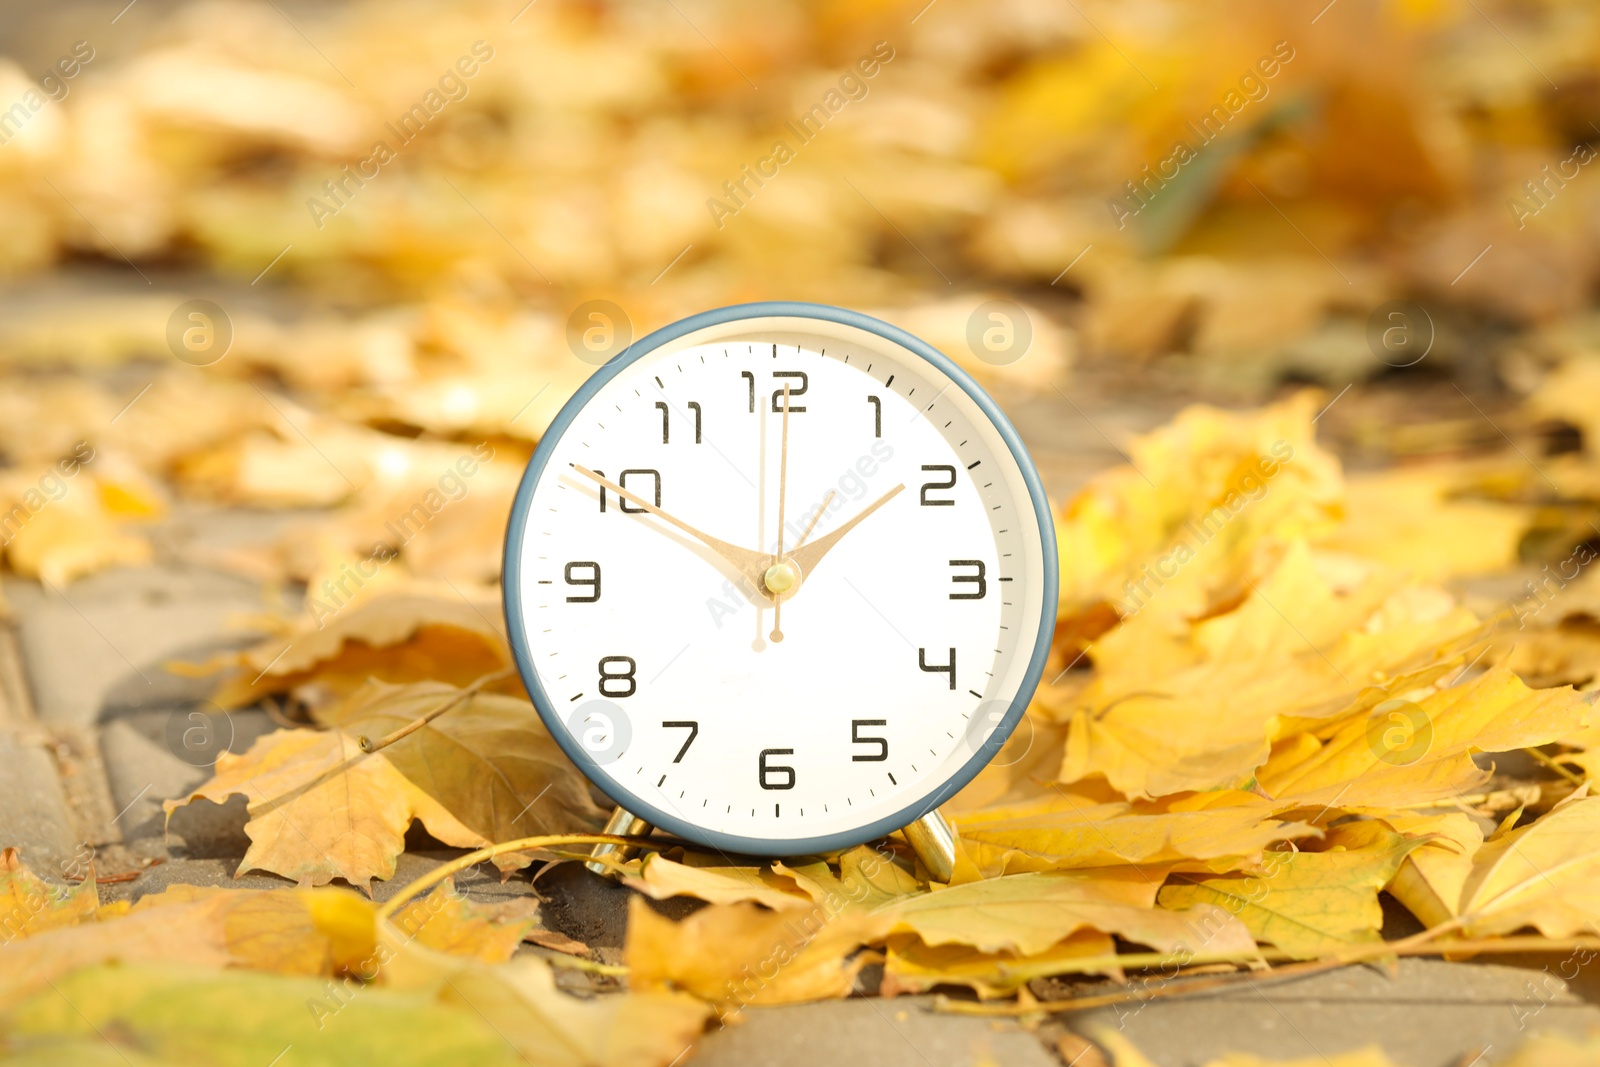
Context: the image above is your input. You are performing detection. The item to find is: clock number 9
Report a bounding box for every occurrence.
[597,656,637,698]
[564,561,601,602]
[759,748,796,790]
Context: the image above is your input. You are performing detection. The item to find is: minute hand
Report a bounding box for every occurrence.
[571,465,767,584]
[787,483,905,581]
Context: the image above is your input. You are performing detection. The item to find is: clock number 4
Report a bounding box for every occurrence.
[759,748,796,790]
[653,401,702,444]
[595,469,661,513]
[919,647,956,689]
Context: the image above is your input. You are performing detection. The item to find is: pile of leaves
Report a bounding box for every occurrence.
[10,394,1600,1065]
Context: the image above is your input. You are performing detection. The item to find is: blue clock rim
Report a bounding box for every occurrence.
[501,300,1060,858]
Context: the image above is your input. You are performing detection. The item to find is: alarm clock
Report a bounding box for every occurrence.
[502,302,1057,879]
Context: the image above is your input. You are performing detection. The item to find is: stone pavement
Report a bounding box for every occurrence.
[4,463,1600,1067]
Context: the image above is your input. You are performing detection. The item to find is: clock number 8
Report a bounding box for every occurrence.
[597,656,637,698]
[759,748,795,790]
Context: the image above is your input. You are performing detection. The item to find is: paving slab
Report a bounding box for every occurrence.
[0,731,78,872]
[688,996,1060,1067]
[11,564,267,729]
[1065,955,1600,1067]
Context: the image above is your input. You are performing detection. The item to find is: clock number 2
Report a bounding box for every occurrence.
[759,748,796,790]
[919,647,956,689]
[920,465,956,506]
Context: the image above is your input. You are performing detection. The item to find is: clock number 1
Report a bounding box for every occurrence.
[919,647,956,689]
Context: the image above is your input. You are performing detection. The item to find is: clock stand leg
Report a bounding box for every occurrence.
[901,809,958,883]
[585,806,652,876]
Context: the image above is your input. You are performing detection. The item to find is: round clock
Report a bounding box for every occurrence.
[502,302,1057,865]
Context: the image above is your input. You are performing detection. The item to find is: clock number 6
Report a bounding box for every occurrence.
[919,647,956,689]
[597,656,637,698]
[663,720,698,763]
[759,748,796,790]
[851,719,888,762]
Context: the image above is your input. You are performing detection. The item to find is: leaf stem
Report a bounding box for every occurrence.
[374,833,662,922]
[358,667,517,753]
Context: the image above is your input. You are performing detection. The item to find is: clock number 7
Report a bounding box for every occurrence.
[663,720,698,763]
[919,647,956,689]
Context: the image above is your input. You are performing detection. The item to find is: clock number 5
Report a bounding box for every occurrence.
[919,647,956,689]
[759,748,796,790]
[851,719,888,762]
[663,720,698,763]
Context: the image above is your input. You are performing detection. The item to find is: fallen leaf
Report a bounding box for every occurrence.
[0,847,98,941]
[1259,666,1597,809]
[624,896,887,1010]
[953,790,1318,877]
[1456,791,1600,938]
[323,679,606,870]
[881,928,1120,998]
[886,868,1255,959]
[1156,824,1419,959]
[163,726,487,890]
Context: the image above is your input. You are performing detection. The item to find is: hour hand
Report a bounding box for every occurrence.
[786,483,905,583]
[571,465,767,588]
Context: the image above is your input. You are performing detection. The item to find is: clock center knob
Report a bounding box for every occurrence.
[763,560,799,596]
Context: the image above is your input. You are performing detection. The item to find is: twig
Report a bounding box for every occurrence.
[373,833,665,921]
[938,918,1467,1016]
[1524,746,1586,786]
[358,667,516,753]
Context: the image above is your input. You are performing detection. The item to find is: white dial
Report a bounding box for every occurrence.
[505,308,1054,854]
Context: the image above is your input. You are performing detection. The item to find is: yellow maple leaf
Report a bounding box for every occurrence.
[0,847,98,941]
[164,726,488,890]
[1157,823,1419,959]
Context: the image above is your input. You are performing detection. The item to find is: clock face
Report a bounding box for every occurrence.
[504,306,1055,855]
